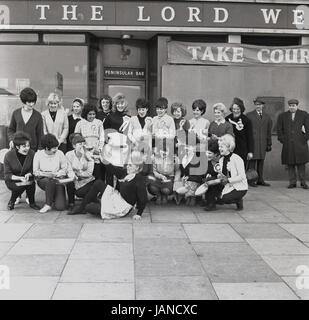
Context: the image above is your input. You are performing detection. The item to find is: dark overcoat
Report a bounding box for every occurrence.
[246,110,272,160]
[277,109,309,165]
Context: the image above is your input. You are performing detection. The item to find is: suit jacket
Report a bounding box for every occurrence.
[277,109,309,165]
[4,149,35,182]
[246,110,272,160]
[8,108,43,151]
[42,109,69,144]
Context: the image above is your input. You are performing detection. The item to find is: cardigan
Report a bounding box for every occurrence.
[4,149,35,181]
[119,173,148,216]
[8,108,43,151]
[103,110,130,133]
[41,109,69,144]
[127,115,152,147]
[208,120,234,138]
[219,153,248,195]
[152,114,176,140]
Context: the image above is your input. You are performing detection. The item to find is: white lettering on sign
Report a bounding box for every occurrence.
[292,9,305,25]
[217,46,231,62]
[188,7,201,23]
[257,49,270,63]
[187,46,201,60]
[233,47,244,62]
[35,5,50,20]
[137,6,150,22]
[213,8,228,23]
[257,48,309,64]
[62,5,78,21]
[260,9,282,24]
[161,6,175,22]
[91,6,103,21]
[0,5,10,25]
[202,47,215,61]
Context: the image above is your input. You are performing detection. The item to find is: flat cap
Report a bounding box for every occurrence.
[253,98,265,105]
[288,99,299,105]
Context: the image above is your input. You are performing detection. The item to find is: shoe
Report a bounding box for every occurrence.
[256,181,271,186]
[236,199,244,211]
[29,203,40,210]
[288,184,297,189]
[301,183,309,189]
[155,196,162,205]
[189,197,196,206]
[25,197,29,204]
[67,206,85,215]
[249,183,257,187]
[174,194,182,205]
[161,195,168,205]
[68,203,75,212]
[204,204,217,211]
[14,197,21,205]
[7,201,15,210]
[39,204,52,214]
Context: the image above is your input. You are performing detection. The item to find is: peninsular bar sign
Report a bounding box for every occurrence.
[0,1,309,30]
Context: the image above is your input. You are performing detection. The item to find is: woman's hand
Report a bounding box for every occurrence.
[24,173,32,182]
[133,214,142,221]
[247,153,253,160]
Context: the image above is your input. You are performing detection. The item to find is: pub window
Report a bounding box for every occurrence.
[43,34,86,44]
[241,35,300,46]
[0,33,39,43]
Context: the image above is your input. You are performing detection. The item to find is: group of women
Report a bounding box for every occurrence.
[4,87,251,219]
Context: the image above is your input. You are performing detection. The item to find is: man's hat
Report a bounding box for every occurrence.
[288,99,299,105]
[253,98,265,105]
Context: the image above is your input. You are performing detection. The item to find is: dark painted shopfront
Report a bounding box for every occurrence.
[1,0,309,179]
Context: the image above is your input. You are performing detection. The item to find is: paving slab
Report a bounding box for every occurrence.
[78,224,132,242]
[239,211,291,223]
[261,255,309,276]
[0,212,13,223]
[282,276,309,300]
[0,242,15,258]
[200,254,281,283]
[133,224,187,239]
[150,207,198,223]
[269,202,308,214]
[70,242,133,260]
[0,224,32,242]
[136,276,217,300]
[279,224,309,242]
[195,212,246,224]
[192,242,260,258]
[23,223,83,239]
[183,224,244,242]
[0,255,68,276]
[55,212,103,224]
[213,282,299,300]
[8,239,76,255]
[134,238,195,257]
[7,212,60,224]
[231,223,293,239]
[60,259,134,283]
[246,239,309,255]
[53,282,135,300]
[281,212,309,223]
[104,212,151,224]
[135,255,205,277]
[0,276,59,300]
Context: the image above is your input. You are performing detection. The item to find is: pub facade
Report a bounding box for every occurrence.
[1,0,309,179]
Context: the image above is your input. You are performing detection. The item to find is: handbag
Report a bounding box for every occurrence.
[245,163,259,183]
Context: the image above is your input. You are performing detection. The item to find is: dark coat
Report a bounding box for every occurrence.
[277,109,309,165]
[66,114,81,151]
[3,149,35,188]
[246,110,272,160]
[8,108,43,151]
[225,113,254,162]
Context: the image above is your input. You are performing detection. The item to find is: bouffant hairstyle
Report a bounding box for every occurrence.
[20,87,37,104]
[230,97,245,113]
[81,103,97,119]
[13,131,31,148]
[41,134,59,150]
[98,95,112,111]
[219,134,236,153]
[112,93,129,113]
[192,99,207,115]
[72,98,84,107]
[213,103,227,115]
[136,98,150,110]
[155,97,168,109]
[46,92,62,108]
[171,102,187,117]
[208,138,219,154]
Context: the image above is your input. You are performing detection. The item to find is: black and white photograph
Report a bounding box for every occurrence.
[1,0,309,306]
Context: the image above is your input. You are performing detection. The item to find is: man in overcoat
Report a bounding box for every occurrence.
[247,98,272,186]
[277,99,309,189]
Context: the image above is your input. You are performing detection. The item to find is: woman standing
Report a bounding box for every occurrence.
[208,103,234,139]
[33,134,74,213]
[4,132,40,211]
[97,95,112,122]
[226,97,254,165]
[74,103,105,180]
[41,93,69,154]
[66,98,83,152]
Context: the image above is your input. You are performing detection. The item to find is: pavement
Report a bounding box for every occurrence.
[0,180,309,300]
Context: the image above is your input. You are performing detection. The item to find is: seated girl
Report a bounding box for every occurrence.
[147,146,178,205]
[174,145,207,206]
[205,134,248,211]
[66,134,95,212]
[4,132,40,211]
[69,152,148,220]
[33,133,74,213]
